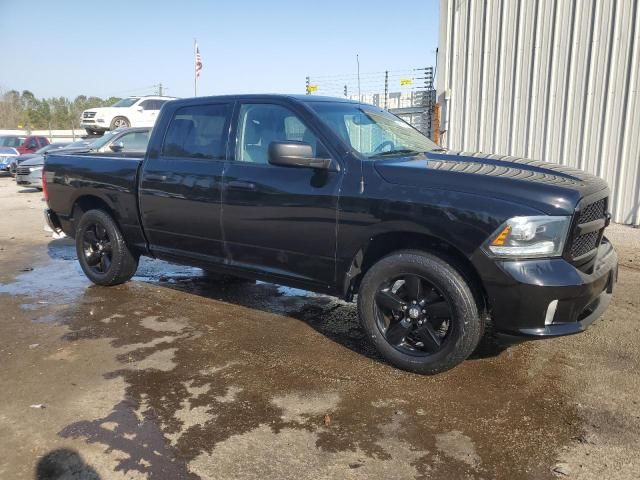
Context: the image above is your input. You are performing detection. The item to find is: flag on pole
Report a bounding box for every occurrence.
[195,44,203,79]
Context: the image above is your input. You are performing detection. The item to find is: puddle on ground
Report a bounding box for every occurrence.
[1,239,580,478]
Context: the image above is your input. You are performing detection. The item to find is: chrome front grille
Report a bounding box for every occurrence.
[16,166,31,176]
[83,112,96,119]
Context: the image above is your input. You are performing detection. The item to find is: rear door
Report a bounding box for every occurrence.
[221,101,342,288]
[136,99,159,127]
[139,101,233,262]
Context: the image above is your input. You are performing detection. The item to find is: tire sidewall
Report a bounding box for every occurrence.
[358,251,481,374]
[75,210,133,286]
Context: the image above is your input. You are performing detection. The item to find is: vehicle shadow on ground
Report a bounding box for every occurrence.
[46,239,516,367]
[35,448,100,479]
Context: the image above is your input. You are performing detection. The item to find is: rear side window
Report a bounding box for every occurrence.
[162,104,230,160]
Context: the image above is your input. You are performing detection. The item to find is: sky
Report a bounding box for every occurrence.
[0,0,439,100]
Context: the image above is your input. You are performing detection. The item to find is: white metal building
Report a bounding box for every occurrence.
[436,0,640,225]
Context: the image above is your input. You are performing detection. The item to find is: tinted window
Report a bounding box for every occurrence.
[236,104,321,164]
[112,97,139,107]
[162,104,230,160]
[0,136,25,147]
[117,131,150,151]
[140,100,166,110]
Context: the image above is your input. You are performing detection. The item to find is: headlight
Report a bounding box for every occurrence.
[29,166,43,173]
[486,216,571,258]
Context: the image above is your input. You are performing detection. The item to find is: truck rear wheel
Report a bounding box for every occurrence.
[75,209,138,286]
[357,250,482,374]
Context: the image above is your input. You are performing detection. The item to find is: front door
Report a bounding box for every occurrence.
[222,102,343,288]
[139,102,232,263]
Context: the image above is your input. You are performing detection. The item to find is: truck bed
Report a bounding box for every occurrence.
[45,152,148,251]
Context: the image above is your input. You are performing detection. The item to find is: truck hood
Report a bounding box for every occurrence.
[20,155,45,167]
[373,150,609,215]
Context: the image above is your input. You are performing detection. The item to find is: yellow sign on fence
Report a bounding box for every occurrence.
[400,78,413,86]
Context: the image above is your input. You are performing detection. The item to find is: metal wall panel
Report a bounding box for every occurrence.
[437,0,640,225]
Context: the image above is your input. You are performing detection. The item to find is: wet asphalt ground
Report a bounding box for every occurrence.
[0,177,639,480]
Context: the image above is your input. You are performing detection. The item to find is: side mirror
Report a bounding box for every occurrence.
[268,141,333,170]
[136,106,144,112]
[110,141,125,152]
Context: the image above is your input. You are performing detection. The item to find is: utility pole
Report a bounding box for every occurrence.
[158,83,163,96]
[384,70,389,110]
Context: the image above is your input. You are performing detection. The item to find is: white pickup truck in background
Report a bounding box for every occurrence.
[80,95,175,135]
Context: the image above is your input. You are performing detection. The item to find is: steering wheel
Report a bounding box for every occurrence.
[373,140,395,153]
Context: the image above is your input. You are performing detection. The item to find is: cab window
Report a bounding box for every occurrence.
[162,104,231,160]
[235,103,322,164]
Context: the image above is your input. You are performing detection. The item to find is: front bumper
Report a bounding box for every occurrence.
[16,169,43,188]
[474,238,618,338]
[0,159,14,172]
[81,119,107,131]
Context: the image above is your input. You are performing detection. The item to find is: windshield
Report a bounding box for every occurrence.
[310,102,439,158]
[111,97,139,108]
[37,143,69,154]
[0,136,26,147]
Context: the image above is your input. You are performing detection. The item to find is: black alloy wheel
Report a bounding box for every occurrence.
[82,223,113,274]
[75,209,138,286]
[375,274,452,356]
[358,250,483,374]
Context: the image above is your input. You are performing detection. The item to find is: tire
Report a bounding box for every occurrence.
[75,209,138,286]
[110,116,130,130]
[358,250,483,374]
[85,128,97,136]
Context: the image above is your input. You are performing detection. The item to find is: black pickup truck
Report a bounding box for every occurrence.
[44,94,618,374]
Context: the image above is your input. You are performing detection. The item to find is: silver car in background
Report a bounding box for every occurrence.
[15,128,151,190]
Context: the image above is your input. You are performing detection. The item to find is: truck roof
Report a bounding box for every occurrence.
[168,94,361,107]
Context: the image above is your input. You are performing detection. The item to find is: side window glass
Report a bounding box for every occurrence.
[236,104,320,164]
[119,131,149,151]
[162,104,230,160]
[139,100,153,110]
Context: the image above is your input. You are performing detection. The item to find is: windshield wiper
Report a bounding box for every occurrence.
[369,149,422,158]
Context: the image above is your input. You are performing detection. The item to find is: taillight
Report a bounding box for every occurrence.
[42,168,49,203]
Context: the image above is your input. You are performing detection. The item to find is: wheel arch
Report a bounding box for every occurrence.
[342,230,489,313]
[70,194,119,237]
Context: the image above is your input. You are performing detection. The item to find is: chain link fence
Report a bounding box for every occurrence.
[305,67,436,138]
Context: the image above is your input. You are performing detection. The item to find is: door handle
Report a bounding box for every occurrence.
[228,180,256,191]
[146,174,167,182]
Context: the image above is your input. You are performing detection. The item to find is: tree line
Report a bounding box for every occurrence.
[0,89,121,130]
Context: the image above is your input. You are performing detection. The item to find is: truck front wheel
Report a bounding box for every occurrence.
[110,116,130,130]
[75,209,138,286]
[358,250,483,374]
